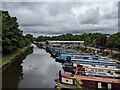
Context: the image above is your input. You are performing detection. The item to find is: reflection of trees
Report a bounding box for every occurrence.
[2,47,33,88]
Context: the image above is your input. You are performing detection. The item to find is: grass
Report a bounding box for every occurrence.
[1,44,31,68]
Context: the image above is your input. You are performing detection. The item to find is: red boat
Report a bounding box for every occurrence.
[55,71,120,90]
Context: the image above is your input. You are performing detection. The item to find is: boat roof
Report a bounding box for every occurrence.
[62,74,120,84]
[71,59,116,63]
[51,47,79,52]
[82,65,120,71]
[72,60,120,67]
[61,54,72,57]
[60,54,113,61]
[48,41,84,43]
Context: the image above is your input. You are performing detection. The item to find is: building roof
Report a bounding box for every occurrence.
[48,41,84,43]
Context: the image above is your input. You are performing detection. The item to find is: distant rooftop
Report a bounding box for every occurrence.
[48,41,84,43]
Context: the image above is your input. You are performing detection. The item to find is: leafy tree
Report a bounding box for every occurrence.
[2,11,32,54]
[92,39,97,46]
[25,34,33,42]
[84,36,91,45]
[75,79,83,89]
[97,35,107,47]
[106,32,120,50]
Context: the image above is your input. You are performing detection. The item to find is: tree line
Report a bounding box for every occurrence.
[1,11,33,55]
[35,33,120,51]
[1,10,120,55]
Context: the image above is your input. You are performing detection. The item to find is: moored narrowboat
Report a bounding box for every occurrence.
[55,72,120,89]
[62,62,120,78]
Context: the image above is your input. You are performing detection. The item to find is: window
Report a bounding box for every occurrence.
[98,83,111,89]
[89,81,94,87]
[108,84,112,89]
[66,80,68,82]
[98,83,102,88]
[101,82,108,89]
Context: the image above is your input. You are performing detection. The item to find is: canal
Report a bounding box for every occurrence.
[2,44,62,88]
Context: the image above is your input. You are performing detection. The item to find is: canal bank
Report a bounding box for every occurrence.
[2,46,33,88]
[2,44,62,88]
[2,44,32,69]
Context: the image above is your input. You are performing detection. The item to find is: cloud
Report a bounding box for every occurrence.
[2,1,119,37]
[78,7,101,24]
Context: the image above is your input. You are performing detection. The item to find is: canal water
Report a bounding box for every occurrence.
[2,44,62,88]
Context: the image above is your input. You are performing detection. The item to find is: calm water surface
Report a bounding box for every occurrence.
[2,44,62,88]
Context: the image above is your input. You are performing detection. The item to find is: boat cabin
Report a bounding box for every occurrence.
[56,73,120,89]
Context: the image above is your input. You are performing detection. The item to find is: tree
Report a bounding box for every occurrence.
[92,39,97,46]
[106,32,120,50]
[116,38,120,50]
[2,11,32,54]
[97,35,107,47]
[75,79,83,89]
[84,36,91,46]
[25,34,33,42]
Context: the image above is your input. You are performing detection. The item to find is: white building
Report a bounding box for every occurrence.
[48,41,84,47]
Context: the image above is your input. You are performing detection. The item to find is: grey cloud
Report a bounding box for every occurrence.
[78,7,101,24]
[2,2,119,36]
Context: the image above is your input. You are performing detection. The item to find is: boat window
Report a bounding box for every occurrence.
[89,81,94,87]
[101,82,108,89]
[83,57,89,59]
[108,84,112,89]
[93,58,98,60]
[98,83,102,88]
[66,80,68,82]
[76,71,80,75]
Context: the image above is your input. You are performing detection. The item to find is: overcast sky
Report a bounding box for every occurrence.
[2,1,120,36]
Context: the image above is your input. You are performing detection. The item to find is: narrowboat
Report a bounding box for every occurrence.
[55,54,72,62]
[55,54,117,65]
[62,63,120,78]
[55,54,106,61]
[55,71,120,89]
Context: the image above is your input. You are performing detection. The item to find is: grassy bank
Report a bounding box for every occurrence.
[2,44,32,69]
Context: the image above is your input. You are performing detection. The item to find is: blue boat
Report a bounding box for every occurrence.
[55,54,72,62]
[55,54,106,62]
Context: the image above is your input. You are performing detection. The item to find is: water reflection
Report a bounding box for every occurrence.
[19,45,62,88]
[2,47,33,88]
[2,44,62,88]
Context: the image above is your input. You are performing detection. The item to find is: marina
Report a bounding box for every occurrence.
[2,41,120,89]
[39,41,120,89]
[2,2,120,90]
